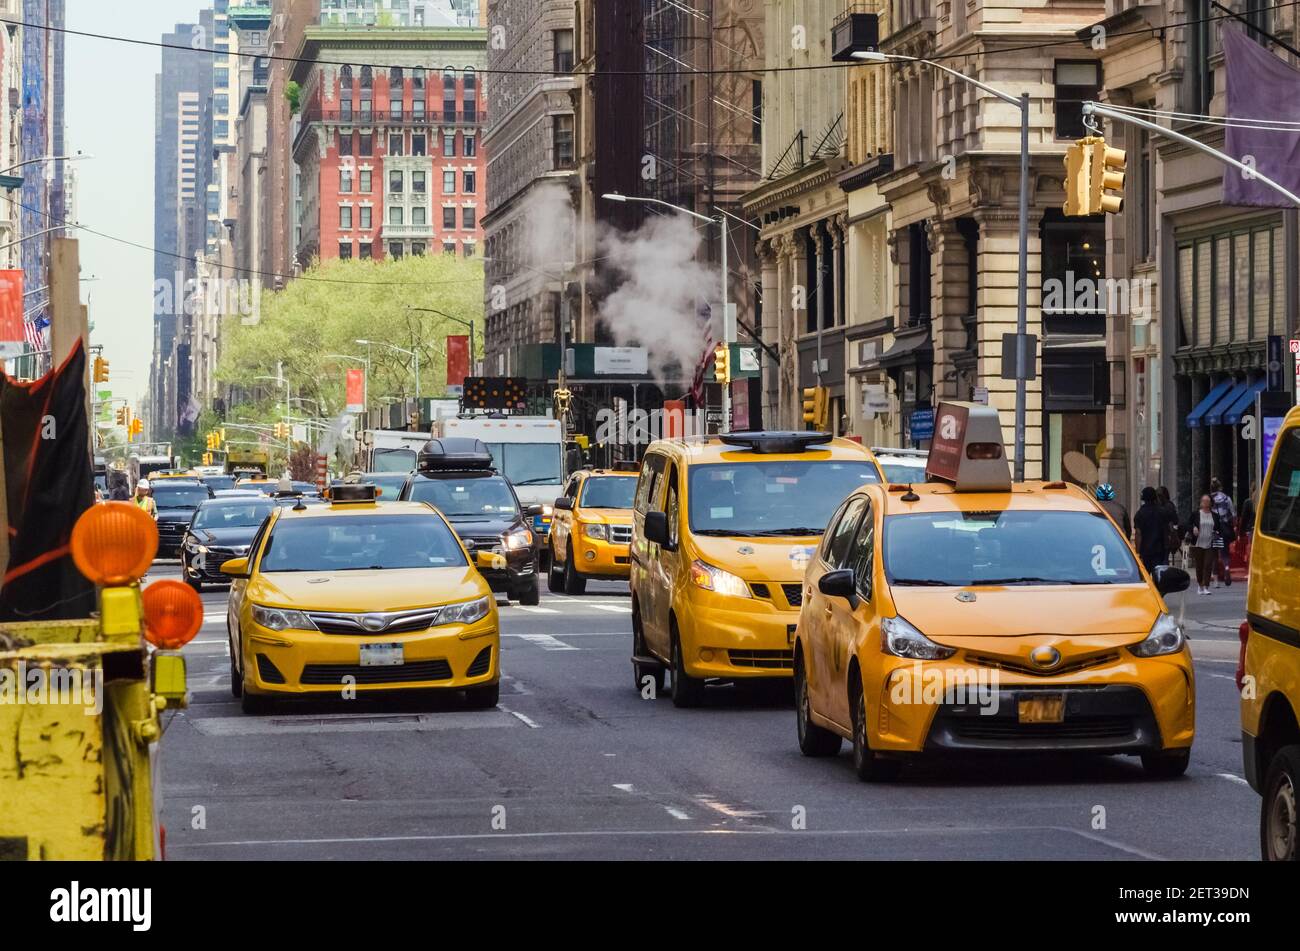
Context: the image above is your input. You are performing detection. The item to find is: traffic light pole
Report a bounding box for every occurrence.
[1082,102,1300,208]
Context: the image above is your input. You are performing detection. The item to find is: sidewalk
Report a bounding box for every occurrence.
[1174,575,1247,639]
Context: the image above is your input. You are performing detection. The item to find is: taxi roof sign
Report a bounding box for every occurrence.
[719,431,832,455]
[327,482,380,503]
[924,401,1012,492]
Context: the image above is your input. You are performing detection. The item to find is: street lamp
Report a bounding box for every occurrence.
[602,192,733,427]
[0,153,94,176]
[406,307,475,379]
[854,50,1031,481]
[357,339,419,404]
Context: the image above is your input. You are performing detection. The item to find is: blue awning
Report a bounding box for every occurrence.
[1204,381,1251,427]
[1186,378,1235,428]
[1218,378,1268,427]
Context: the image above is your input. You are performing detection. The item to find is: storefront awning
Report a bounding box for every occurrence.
[1215,378,1268,427]
[876,324,932,369]
[1203,380,1254,427]
[1185,378,1236,428]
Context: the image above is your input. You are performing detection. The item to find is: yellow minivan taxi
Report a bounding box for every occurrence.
[629,431,882,706]
[222,484,500,714]
[794,403,1195,781]
[1241,405,1300,861]
[548,469,639,594]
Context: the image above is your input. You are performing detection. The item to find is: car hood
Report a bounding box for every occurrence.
[157,508,198,523]
[249,567,485,613]
[191,525,261,547]
[887,584,1162,641]
[578,507,633,525]
[690,534,821,583]
[444,516,519,538]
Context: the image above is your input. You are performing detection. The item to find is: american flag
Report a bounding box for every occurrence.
[688,300,716,405]
[24,312,48,350]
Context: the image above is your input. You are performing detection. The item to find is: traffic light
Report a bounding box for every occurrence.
[202,452,213,466]
[1062,139,1091,216]
[801,386,829,430]
[129,418,143,441]
[1088,137,1126,215]
[713,343,731,385]
[219,428,227,443]
[115,407,127,427]
[92,356,110,384]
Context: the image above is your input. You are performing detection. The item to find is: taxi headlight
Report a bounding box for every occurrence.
[1130,613,1186,657]
[542,504,553,516]
[689,559,751,598]
[583,523,608,541]
[251,604,317,632]
[439,596,490,626]
[881,615,956,661]
[504,529,534,550]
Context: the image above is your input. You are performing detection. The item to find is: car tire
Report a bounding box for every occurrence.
[229,653,242,698]
[187,576,203,593]
[547,546,564,593]
[1140,747,1191,779]
[517,576,541,606]
[240,687,270,715]
[795,652,841,757]
[851,682,900,782]
[465,682,500,709]
[563,542,586,595]
[1260,744,1300,861]
[670,625,704,708]
[631,601,665,697]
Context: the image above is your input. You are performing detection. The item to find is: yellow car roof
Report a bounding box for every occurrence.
[646,435,876,466]
[871,480,1101,516]
[580,469,639,478]
[277,499,437,519]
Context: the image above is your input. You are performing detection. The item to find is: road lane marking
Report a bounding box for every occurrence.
[664,807,691,821]
[500,706,541,728]
[1215,772,1250,786]
[694,795,764,819]
[516,633,578,651]
[515,606,559,614]
[612,783,635,792]
[185,710,519,735]
[593,604,633,614]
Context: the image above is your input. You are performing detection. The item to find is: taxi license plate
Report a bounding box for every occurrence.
[360,643,404,667]
[1018,695,1065,724]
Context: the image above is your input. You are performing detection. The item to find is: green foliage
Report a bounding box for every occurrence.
[215,255,484,426]
[285,81,302,114]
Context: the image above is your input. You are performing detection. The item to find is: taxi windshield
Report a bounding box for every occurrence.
[193,500,275,529]
[884,510,1142,586]
[406,474,519,518]
[580,476,636,509]
[259,514,467,572]
[688,461,879,536]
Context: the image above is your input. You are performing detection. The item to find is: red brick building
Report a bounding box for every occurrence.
[291,24,488,266]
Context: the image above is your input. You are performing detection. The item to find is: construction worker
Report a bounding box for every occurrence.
[134,479,157,519]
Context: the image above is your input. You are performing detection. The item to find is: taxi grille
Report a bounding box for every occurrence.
[967,652,1121,678]
[466,646,492,677]
[729,649,794,670]
[300,660,453,685]
[306,609,442,636]
[781,584,803,608]
[609,525,633,545]
[947,716,1135,742]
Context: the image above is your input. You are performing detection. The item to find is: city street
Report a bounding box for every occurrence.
[151,565,1259,861]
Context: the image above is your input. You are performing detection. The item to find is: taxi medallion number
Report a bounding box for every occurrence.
[1018,694,1065,724]
[360,643,405,667]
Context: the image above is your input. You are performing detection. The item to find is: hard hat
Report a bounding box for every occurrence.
[1095,483,1115,502]
[137,479,151,491]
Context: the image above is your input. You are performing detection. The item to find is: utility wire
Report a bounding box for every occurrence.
[4,1,1298,77]
[1104,102,1300,132]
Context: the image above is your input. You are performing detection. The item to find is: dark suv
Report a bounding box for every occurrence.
[151,480,214,558]
[399,438,542,605]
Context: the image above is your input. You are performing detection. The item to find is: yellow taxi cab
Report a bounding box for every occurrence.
[1240,404,1300,861]
[153,469,199,480]
[630,431,882,706]
[793,402,1195,780]
[221,482,500,714]
[548,467,639,594]
[235,477,279,493]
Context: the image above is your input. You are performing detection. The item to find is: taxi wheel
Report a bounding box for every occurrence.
[670,626,704,708]
[563,543,587,595]
[632,603,665,697]
[547,546,564,593]
[229,654,242,698]
[1260,745,1300,861]
[795,653,841,757]
[465,682,500,709]
[240,687,271,715]
[1140,747,1190,779]
[851,684,900,782]
[518,576,541,606]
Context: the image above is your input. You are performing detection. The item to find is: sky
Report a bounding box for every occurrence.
[66,0,209,407]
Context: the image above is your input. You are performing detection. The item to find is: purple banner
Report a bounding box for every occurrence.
[1222,27,1300,208]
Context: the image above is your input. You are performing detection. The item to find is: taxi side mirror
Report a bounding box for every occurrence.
[554,497,573,511]
[1153,565,1190,596]
[220,557,250,578]
[644,511,672,550]
[818,569,859,609]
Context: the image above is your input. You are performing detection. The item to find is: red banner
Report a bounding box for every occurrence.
[0,269,24,353]
[447,334,469,388]
[345,368,365,413]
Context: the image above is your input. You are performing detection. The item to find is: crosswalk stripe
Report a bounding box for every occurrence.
[516,633,579,651]
[515,606,559,614]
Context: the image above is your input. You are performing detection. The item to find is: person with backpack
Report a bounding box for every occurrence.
[1094,483,1131,539]
[1209,477,1237,586]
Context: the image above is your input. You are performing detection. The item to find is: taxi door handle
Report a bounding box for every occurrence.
[823,604,833,617]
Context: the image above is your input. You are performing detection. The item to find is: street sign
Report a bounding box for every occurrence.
[1268,335,1284,391]
[594,347,649,375]
[737,346,760,374]
[463,376,528,411]
[973,386,989,405]
[863,384,889,414]
[1000,333,1038,381]
[909,408,935,442]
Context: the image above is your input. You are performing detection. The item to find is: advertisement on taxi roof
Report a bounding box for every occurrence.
[925,403,970,483]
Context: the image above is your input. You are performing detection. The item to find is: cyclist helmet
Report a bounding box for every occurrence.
[1095,483,1116,502]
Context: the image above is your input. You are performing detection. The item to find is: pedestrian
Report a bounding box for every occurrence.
[134,479,157,519]
[1209,477,1237,586]
[1156,486,1181,565]
[1186,493,1225,595]
[108,469,131,502]
[1094,483,1131,538]
[1133,486,1172,575]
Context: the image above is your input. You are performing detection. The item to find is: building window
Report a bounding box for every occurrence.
[1053,61,1101,139]
[389,206,404,226]
[412,133,427,156]
[554,29,574,73]
[412,171,426,193]
[1189,0,1214,113]
[359,169,372,193]
[463,206,476,230]
[413,98,426,120]
[388,133,404,156]
[464,243,475,258]
[412,205,426,226]
[390,170,404,193]
[553,115,575,169]
[339,241,353,260]
[339,205,353,229]
[1246,0,1271,45]
[1176,222,1282,349]
[463,136,477,158]
[444,170,456,194]
[359,241,373,259]
[463,170,476,194]
[360,206,372,229]
[1138,123,1154,263]
[390,242,404,259]
[752,80,762,143]
[444,242,456,255]
[339,131,353,156]
[412,242,426,256]
[359,133,373,156]
[443,133,456,157]
[340,167,353,193]
[443,206,457,229]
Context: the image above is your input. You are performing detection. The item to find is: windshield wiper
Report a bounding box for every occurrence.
[513,477,560,486]
[693,529,767,537]
[752,527,822,536]
[890,578,952,586]
[973,577,1095,586]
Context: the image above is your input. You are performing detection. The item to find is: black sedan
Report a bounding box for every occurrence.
[181,496,277,590]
